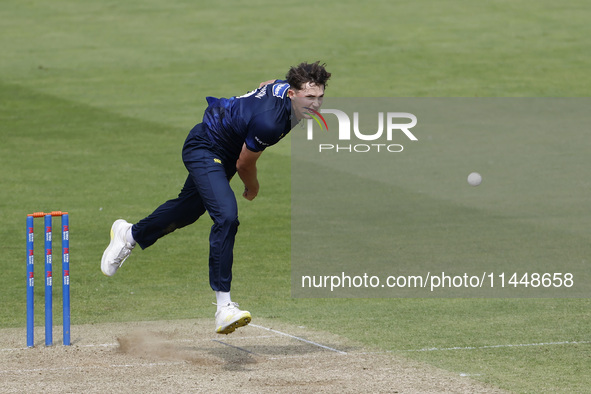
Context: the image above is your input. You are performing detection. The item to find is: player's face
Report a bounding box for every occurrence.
[289,82,325,121]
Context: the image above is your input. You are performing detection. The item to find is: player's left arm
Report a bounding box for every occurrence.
[236,144,262,201]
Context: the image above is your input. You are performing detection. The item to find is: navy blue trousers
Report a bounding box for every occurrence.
[131,125,239,292]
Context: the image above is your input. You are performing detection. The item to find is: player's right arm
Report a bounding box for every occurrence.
[258,79,277,88]
[236,143,262,201]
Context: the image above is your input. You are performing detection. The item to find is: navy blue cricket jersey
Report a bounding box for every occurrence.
[187,80,297,163]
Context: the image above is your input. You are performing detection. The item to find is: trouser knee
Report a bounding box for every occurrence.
[215,215,239,232]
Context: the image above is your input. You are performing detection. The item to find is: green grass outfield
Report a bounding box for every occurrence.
[1,1,590,392]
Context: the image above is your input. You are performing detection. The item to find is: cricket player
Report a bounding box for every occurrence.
[101,61,331,334]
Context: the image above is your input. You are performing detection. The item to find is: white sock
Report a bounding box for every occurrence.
[215,291,231,310]
[125,227,136,246]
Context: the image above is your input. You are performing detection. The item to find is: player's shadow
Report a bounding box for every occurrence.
[206,338,352,371]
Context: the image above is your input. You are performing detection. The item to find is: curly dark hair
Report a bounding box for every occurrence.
[286,61,331,91]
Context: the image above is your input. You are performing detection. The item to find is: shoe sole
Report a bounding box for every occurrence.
[101,220,125,277]
[216,314,252,335]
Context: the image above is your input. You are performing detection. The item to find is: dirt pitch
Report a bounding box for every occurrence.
[1,319,506,393]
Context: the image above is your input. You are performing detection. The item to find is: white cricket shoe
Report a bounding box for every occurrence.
[101,219,135,276]
[215,302,252,334]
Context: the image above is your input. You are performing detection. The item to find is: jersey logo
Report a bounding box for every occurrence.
[214,158,222,164]
[255,136,270,147]
[272,83,289,98]
[255,87,267,99]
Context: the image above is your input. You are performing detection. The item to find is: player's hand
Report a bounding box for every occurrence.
[243,186,258,201]
[258,79,276,88]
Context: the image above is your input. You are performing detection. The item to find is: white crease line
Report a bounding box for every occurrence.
[1,343,119,352]
[79,343,118,348]
[250,323,347,355]
[111,361,186,368]
[5,339,588,356]
[0,335,277,352]
[406,340,591,352]
[0,361,187,374]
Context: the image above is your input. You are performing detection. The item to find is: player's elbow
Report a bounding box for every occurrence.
[236,161,255,175]
[237,144,262,174]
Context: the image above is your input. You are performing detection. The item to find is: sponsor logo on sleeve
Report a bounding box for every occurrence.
[255,136,270,147]
[272,83,290,98]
